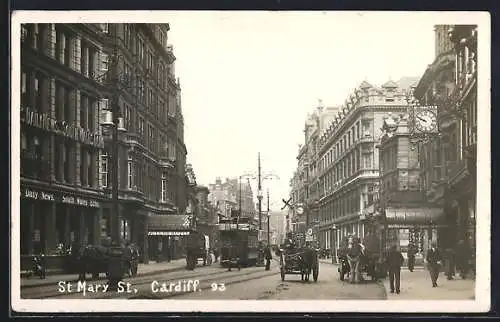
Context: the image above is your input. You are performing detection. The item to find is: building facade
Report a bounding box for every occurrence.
[289,101,339,243]
[208,177,256,221]
[20,23,189,268]
[315,78,418,256]
[414,25,477,258]
[368,113,445,258]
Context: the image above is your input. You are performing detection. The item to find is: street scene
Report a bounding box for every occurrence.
[13,12,486,311]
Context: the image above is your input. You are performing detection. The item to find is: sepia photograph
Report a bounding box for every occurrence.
[10,11,490,313]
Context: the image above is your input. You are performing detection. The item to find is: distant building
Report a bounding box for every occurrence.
[289,100,339,238]
[208,177,255,221]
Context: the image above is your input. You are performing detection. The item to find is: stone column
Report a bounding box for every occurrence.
[74,90,81,186]
[64,205,71,248]
[75,143,81,186]
[28,201,35,255]
[45,202,57,254]
[143,215,149,264]
[93,207,101,245]
[48,78,56,182]
[79,208,86,245]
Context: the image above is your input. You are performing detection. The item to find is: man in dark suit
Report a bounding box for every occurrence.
[264,244,272,271]
[386,244,405,294]
[426,242,442,287]
[407,243,416,272]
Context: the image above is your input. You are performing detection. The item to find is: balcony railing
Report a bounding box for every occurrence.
[21,151,51,181]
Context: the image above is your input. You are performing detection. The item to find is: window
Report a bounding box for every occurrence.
[124,24,131,48]
[127,155,134,189]
[21,24,29,43]
[147,51,154,71]
[159,30,165,47]
[33,24,39,50]
[125,105,133,132]
[80,146,87,186]
[56,29,67,65]
[100,23,109,34]
[33,73,43,112]
[161,172,168,202]
[21,69,28,107]
[87,150,93,187]
[138,116,145,137]
[100,152,109,188]
[81,43,90,77]
[138,37,145,63]
[63,141,71,183]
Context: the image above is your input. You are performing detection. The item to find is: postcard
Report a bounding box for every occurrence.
[10,10,490,313]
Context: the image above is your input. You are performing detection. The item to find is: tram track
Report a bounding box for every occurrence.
[21,264,224,299]
[22,264,278,299]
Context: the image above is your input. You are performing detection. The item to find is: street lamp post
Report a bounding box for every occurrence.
[98,24,154,289]
[100,25,126,291]
[267,189,270,245]
[258,153,262,231]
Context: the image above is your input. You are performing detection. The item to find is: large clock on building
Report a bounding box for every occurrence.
[415,109,437,133]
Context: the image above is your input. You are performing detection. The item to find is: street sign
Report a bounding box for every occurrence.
[305,235,314,242]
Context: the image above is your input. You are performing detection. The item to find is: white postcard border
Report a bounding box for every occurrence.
[10,10,491,313]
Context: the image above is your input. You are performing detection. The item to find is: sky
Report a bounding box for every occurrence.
[165,12,439,209]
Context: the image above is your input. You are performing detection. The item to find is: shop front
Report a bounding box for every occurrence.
[147,214,194,263]
[378,206,446,265]
[20,185,103,271]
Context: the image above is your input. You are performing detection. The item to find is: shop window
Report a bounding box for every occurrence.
[100,152,109,188]
[127,155,134,189]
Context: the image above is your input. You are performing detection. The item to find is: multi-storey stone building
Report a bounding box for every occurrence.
[315,79,417,255]
[289,101,339,241]
[208,177,255,221]
[370,113,445,259]
[20,23,189,267]
[414,25,477,257]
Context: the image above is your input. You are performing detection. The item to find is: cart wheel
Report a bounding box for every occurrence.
[313,264,319,282]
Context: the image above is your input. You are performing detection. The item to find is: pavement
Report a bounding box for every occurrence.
[383,268,475,300]
[20,258,188,288]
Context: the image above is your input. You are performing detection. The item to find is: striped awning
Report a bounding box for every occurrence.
[384,207,445,225]
[147,214,193,232]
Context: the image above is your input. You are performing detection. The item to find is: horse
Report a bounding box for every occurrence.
[284,247,318,282]
[74,244,137,281]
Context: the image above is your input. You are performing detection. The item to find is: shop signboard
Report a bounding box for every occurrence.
[21,187,101,208]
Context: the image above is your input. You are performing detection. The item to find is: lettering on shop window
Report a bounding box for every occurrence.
[24,189,55,201]
[62,196,76,204]
[23,188,101,208]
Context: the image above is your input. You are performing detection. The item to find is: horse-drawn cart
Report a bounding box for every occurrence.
[279,247,319,282]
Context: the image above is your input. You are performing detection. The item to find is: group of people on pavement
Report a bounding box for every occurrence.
[385,239,473,295]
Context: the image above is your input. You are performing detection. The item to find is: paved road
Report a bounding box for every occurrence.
[21,261,387,300]
[172,262,387,300]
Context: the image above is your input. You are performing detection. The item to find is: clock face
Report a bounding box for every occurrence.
[415,110,437,132]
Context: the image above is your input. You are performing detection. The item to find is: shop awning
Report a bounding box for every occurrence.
[147,214,193,235]
[384,207,445,225]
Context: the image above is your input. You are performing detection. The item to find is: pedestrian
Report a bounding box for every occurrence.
[264,244,272,271]
[386,244,404,294]
[455,239,471,279]
[445,246,455,280]
[346,235,362,284]
[426,242,442,287]
[407,243,416,272]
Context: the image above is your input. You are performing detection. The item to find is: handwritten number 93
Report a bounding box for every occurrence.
[211,283,226,292]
